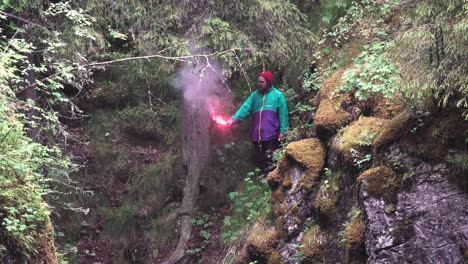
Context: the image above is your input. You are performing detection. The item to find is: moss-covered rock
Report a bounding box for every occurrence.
[267,138,325,218]
[0,218,58,264]
[315,100,352,132]
[357,166,398,203]
[245,223,280,263]
[267,156,290,188]
[37,219,59,264]
[338,117,387,160]
[374,111,412,149]
[284,138,326,190]
[314,181,340,223]
[266,139,326,241]
[314,70,351,133]
[268,251,282,264]
[373,97,406,120]
[300,226,326,263]
[345,216,366,264]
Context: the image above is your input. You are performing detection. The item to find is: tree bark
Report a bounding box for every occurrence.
[164,97,210,264]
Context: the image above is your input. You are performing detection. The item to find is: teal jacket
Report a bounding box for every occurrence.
[232,87,289,142]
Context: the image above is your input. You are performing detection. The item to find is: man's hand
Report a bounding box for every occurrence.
[226,119,235,127]
[278,133,285,141]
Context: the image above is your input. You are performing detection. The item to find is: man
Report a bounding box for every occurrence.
[227,71,289,174]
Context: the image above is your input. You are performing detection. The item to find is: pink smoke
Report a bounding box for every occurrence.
[172,62,232,125]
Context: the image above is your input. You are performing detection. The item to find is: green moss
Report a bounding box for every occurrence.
[315,100,352,131]
[345,215,366,264]
[146,207,179,249]
[314,180,340,223]
[36,219,59,264]
[270,187,285,215]
[300,226,325,263]
[245,222,279,262]
[100,200,136,246]
[284,138,325,190]
[374,111,411,149]
[357,166,398,204]
[338,117,387,157]
[132,154,179,213]
[373,97,406,119]
[314,69,351,132]
[268,251,282,264]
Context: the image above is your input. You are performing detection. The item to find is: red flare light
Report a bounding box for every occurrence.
[212,115,229,127]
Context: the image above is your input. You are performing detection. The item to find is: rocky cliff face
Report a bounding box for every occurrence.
[243,128,467,264]
[362,145,468,264]
[241,57,468,264]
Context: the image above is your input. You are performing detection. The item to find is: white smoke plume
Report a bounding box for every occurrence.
[172,61,231,117]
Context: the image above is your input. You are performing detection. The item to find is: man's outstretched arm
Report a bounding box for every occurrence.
[229,92,255,125]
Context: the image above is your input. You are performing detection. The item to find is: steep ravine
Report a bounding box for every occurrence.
[242,119,468,263]
[240,67,468,263]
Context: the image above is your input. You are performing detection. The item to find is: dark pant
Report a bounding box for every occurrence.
[252,139,280,175]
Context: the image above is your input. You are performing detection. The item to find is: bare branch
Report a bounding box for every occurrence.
[234,51,253,92]
[15,48,251,95]
[82,48,248,68]
[0,10,46,29]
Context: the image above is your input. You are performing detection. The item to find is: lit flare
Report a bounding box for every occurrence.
[212,115,229,127]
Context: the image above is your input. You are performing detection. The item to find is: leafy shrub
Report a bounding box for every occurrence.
[322,0,389,47]
[338,208,361,248]
[0,88,70,255]
[221,176,271,244]
[340,42,400,100]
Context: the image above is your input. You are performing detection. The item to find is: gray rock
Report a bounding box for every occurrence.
[362,146,468,264]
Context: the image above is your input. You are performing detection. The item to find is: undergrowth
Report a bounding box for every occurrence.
[221,175,272,244]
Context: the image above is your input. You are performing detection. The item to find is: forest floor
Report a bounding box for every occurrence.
[56,118,232,263]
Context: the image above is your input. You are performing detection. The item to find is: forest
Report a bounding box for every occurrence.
[0,0,467,263]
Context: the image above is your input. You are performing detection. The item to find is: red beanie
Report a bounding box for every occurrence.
[259,71,273,86]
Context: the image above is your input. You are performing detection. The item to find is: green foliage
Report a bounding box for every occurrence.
[289,243,306,261]
[131,154,179,208]
[100,200,136,242]
[221,176,271,244]
[185,213,218,255]
[409,111,431,134]
[305,0,351,32]
[322,168,333,189]
[340,42,400,100]
[0,88,69,254]
[86,0,314,79]
[350,149,372,170]
[200,141,254,209]
[390,0,468,118]
[146,207,178,249]
[119,103,180,144]
[91,59,177,108]
[447,153,468,171]
[321,0,389,47]
[338,208,361,248]
[1,4,81,254]
[301,69,320,93]
[0,0,31,12]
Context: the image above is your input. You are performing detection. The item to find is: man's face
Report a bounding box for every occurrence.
[258,76,269,93]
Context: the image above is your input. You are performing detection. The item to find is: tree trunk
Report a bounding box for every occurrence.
[164,97,210,264]
[23,52,40,141]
